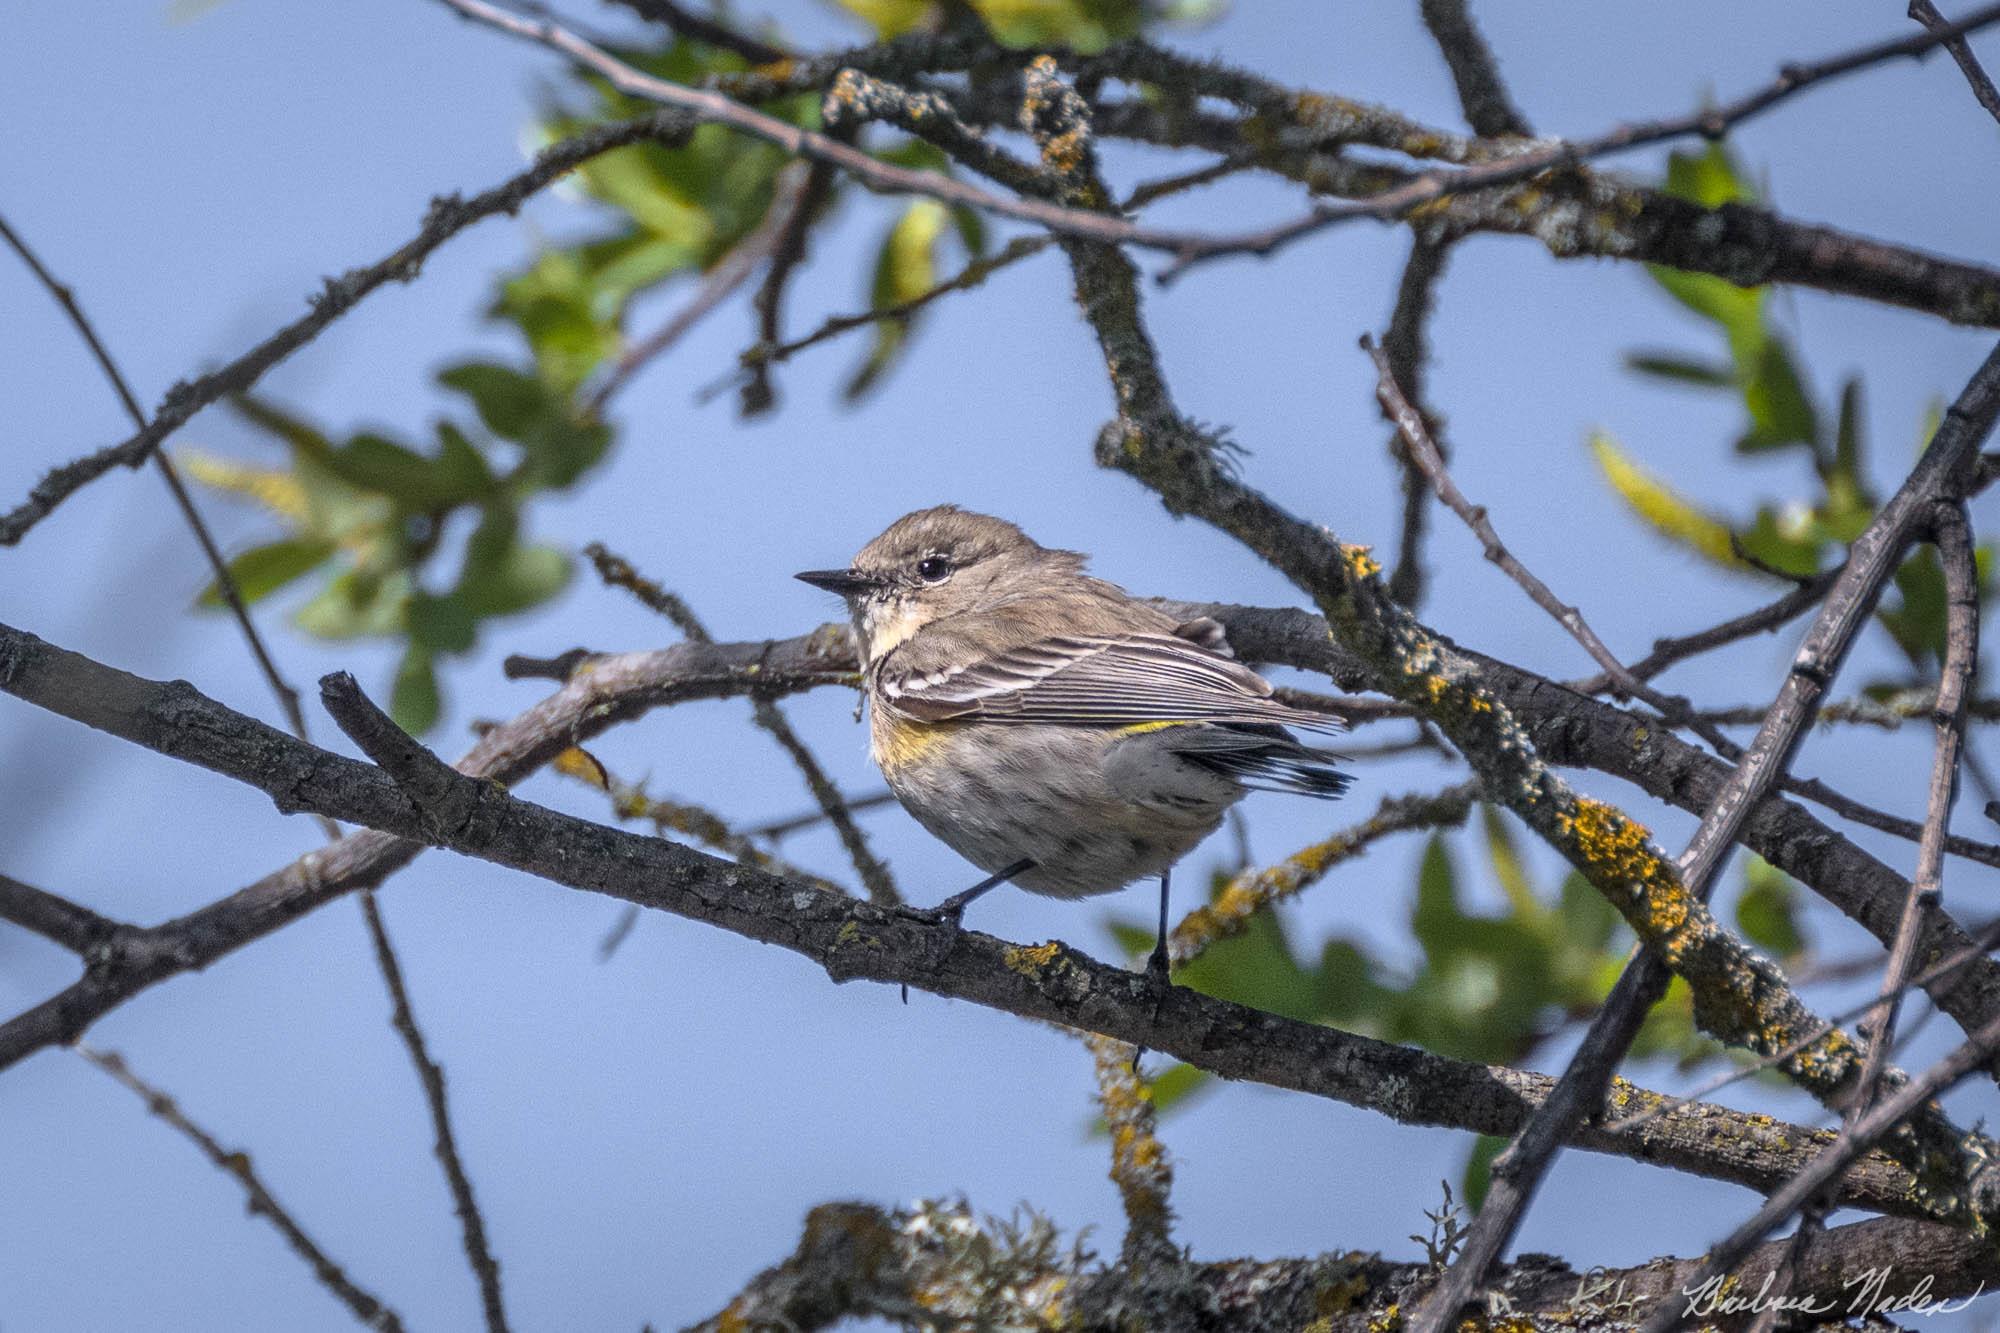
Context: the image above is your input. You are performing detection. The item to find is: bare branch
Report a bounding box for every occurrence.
[0,873,123,954]
[355,892,509,1331]
[0,110,697,546]
[1152,1,2000,279]
[1634,1007,2000,1333]
[0,211,319,756]
[584,543,898,905]
[79,1045,405,1332]
[1417,0,1533,137]
[1912,0,2000,126]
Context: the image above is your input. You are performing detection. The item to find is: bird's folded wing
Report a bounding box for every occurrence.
[878,632,1344,734]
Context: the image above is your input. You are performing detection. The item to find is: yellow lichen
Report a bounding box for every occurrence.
[1004,941,1064,976]
[1342,543,1382,578]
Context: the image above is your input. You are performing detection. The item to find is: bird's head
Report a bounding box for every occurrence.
[796,505,1081,664]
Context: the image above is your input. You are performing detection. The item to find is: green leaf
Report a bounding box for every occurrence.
[1645,265,1763,355]
[1590,433,1743,569]
[391,645,441,735]
[293,569,411,640]
[1410,834,1465,959]
[1734,505,1824,579]
[1735,337,1819,454]
[1143,1062,1213,1118]
[1624,352,1735,388]
[1461,1134,1507,1213]
[1737,856,1805,960]
[1662,142,1757,210]
[457,506,572,616]
[407,590,478,654]
[433,421,496,502]
[324,433,449,505]
[438,362,549,442]
[195,537,336,609]
[230,394,338,462]
[846,198,951,401]
[1479,805,1538,918]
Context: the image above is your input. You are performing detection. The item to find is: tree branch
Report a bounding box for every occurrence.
[0,622,1951,1219]
[1417,0,1533,138]
[354,891,509,1331]
[79,1045,406,1332]
[0,110,697,546]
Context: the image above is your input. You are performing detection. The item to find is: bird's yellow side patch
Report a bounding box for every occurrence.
[873,716,953,772]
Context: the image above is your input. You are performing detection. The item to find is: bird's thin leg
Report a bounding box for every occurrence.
[899,857,1034,1005]
[1146,867,1173,982]
[1133,868,1174,1071]
[933,857,1035,921]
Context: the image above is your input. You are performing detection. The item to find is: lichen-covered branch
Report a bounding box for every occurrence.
[0,620,1951,1220]
[1169,784,1478,966]
[685,1198,1999,1332]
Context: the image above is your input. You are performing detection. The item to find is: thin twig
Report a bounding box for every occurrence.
[601,0,787,65]
[356,891,510,1332]
[1367,333,1739,758]
[1418,0,1534,138]
[1152,1,2000,280]
[0,211,320,760]
[0,873,124,954]
[1381,238,1453,609]
[740,156,839,415]
[78,1045,405,1333]
[1169,784,1478,966]
[1758,513,1979,1314]
[585,543,899,905]
[1632,1006,2000,1333]
[1410,339,2000,1331]
[1569,570,1840,692]
[432,0,2000,290]
[742,790,897,842]
[1,208,500,1322]
[1083,1032,1176,1265]
[727,235,1050,390]
[1912,0,2000,125]
[580,162,812,418]
[0,109,697,546]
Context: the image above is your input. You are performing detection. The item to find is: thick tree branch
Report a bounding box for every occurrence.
[0,622,1951,1220]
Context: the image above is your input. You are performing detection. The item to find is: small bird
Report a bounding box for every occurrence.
[797,505,1350,980]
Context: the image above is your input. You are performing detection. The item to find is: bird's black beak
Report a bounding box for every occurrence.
[794,568,883,596]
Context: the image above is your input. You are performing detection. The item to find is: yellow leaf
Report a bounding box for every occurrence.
[178,449,308,523]
[1589,433,1743,569]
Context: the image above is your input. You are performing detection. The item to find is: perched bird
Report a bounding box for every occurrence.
[797,505,1350,979]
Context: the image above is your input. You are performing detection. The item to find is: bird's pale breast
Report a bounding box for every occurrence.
[869,704,1239,898]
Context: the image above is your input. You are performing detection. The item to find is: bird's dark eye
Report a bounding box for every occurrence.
[916,556,952,583]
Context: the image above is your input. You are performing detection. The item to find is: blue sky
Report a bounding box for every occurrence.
[4,3,2000,1328]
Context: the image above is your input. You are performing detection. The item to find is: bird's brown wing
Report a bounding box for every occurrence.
[877,631,1344,735]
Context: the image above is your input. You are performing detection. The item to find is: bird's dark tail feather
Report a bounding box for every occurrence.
[1181,743,1353,800]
